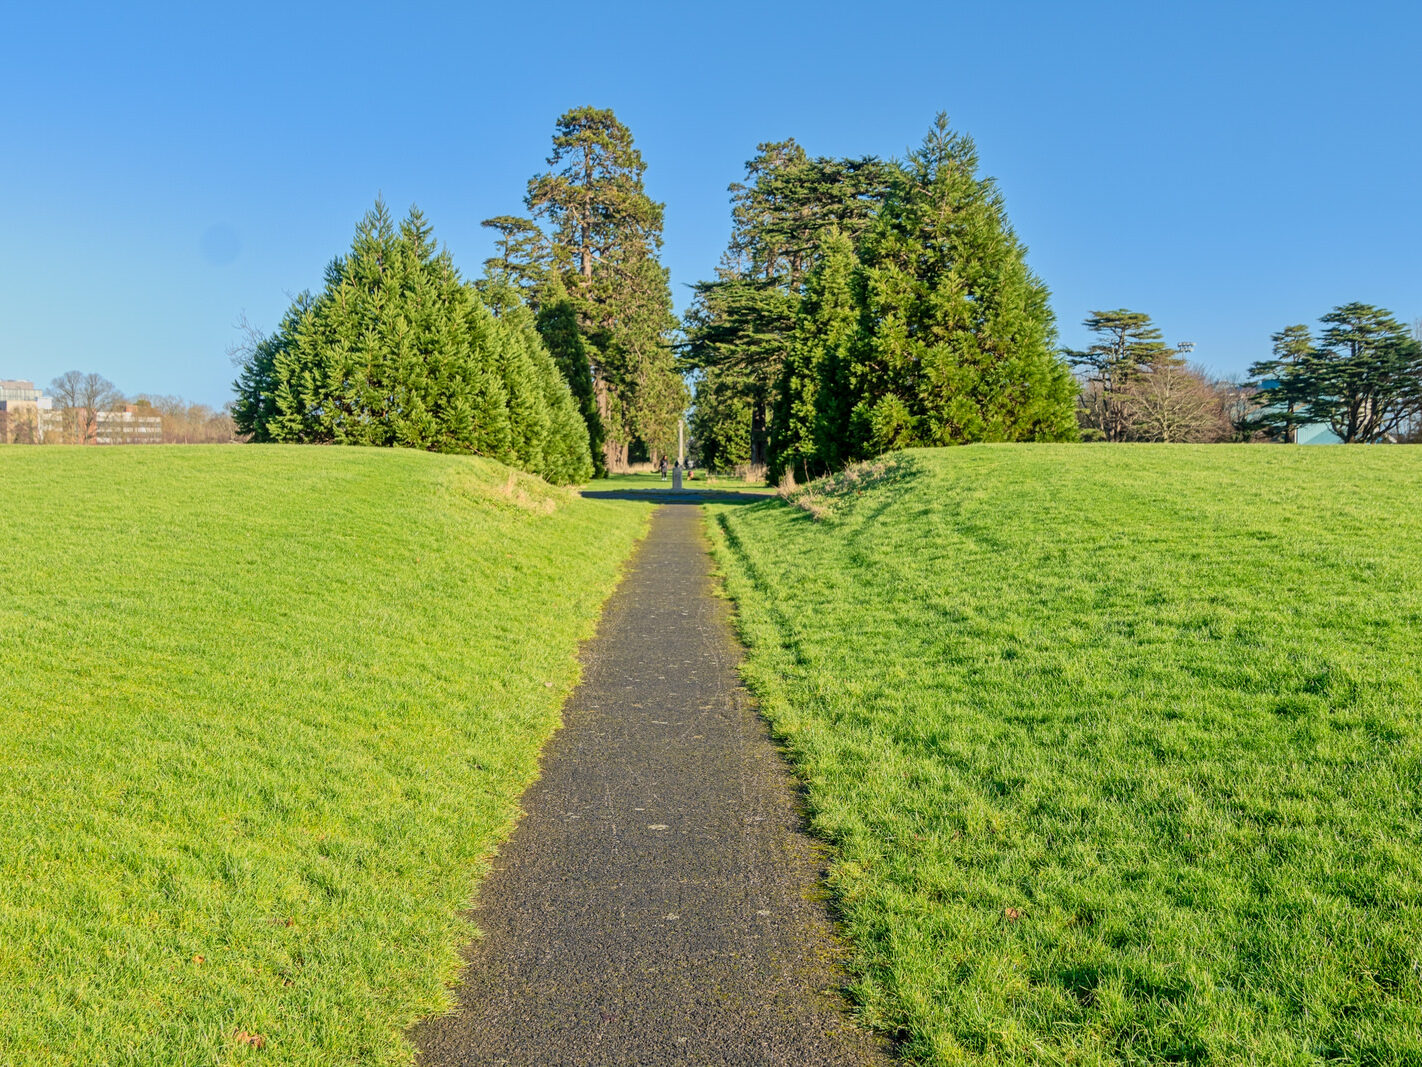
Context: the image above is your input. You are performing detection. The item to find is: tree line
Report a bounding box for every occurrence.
[684,115,1078,482]
[1,371,238,445]
[232,106,684,482]
[1066,305,1422,444]
[232,202,594,484]
[224,106,1422,481]
[684,117,1419,471]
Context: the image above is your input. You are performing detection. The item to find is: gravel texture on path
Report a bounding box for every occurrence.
[413,503,889,1067]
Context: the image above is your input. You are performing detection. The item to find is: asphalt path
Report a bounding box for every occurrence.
[413,503,889,1067]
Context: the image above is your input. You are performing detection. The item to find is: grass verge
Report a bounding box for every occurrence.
[0,445,652,1065]
[706,445,1422,1065]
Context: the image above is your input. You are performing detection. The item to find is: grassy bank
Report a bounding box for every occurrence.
[707,446,1422,1065]
[0,446,651,1065]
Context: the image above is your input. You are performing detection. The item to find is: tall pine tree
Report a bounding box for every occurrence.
[526,107,684,472]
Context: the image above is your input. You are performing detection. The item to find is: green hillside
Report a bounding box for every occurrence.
[708,446,1422,1065]
[0,446,651,1065]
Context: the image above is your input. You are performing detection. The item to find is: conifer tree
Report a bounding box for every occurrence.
[1245,324,1314,442]
[769,228,860,481]
[232,199,592,483]
[479,216,549,298]
[688,366,754,471]
[534,271,604,475]
[526,107,682,472]
[847,115,1077,451]
[1064,310,1176,442]
[685,141,889,468]
[1305,303,1421,442]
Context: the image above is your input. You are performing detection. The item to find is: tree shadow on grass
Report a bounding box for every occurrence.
[579,488,774,505]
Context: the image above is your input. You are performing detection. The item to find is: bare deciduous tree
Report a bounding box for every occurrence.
[49,371,121,444]
[1125,361,1231,443]
[1,404,41,444]
[133,395,240,443]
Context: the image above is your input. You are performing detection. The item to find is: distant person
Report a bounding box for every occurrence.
[686,458,695,480]
[659,457,668,480]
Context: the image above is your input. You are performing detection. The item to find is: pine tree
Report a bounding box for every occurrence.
[682,274,798,466]
[1064,310,1177,442]
[1245,324,1314,442]
[526,107,681,473]
[479,215,549,298]
[1309,303,1422,442]
[684,141,890,468]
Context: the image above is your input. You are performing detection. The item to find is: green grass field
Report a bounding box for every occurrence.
[707,446,1422,1065]
[0,446,651,1065]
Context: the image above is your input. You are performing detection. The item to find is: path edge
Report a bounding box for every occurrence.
[698,501,902,1059]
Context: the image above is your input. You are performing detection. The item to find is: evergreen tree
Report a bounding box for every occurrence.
[682,274,798,466]
[534,271,604,476]
[1308,303,1422,442]
[479,215,549,298]
[685,141,889,467]
[1245,324,1314,442]
[692,116,1075,474]
[688,366,754,471]
[847,115,1077,452]
[231,199,593,483]
[233,295,310,443]
[1064,310,1177,442]
[769,228,861,481]
[526,106,682,472]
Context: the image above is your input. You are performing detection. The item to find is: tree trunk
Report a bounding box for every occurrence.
[595,374,618,472]
[750,399,768,467]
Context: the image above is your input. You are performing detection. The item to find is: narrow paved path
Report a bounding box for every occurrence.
[414,504,889,1067]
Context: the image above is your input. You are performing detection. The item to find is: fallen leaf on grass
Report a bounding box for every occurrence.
[233,1030,266,1049]
[1004,907,1022,921]
[191,954,205,964]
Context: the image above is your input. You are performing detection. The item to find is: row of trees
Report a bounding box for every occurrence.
[1246,304,1422,443]
[2,372,238,445]
[1066,304,1422,445]
[232,107,683,481]
[684,115,1079,481]
[231,202,594,485]
[225,108,1416,481]
[130,395,242,444]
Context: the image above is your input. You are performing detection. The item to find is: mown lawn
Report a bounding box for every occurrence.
[707,445,1422,1065]
[0,445,651,1065]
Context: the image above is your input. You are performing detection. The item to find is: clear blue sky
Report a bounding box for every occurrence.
[3,0,1418,406]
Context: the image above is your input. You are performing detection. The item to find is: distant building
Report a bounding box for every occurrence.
[1295,421,1344,445]
[95,406,163,445]
[0,380,55,443]
[0,382,163,444]
[1255,379,1344,444]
